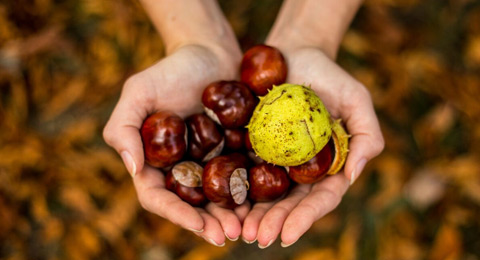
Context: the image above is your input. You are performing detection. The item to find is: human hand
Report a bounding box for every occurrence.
[103,44,250,246]
[241,47,384,248]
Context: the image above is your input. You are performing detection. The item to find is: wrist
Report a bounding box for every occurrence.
[166,40,242,82]
[265,27,338,60]
[265,0,363,60]
[140,0,240,58]
[162,21,241,59]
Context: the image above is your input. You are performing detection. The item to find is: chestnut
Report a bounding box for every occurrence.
[245,131,264,164]
[248,162,290,202]
[202,153,249,209]
[141,111,187,168]
[165,161,208,207]
[224,128,246,151]
[245,131,253,151]
[186,113,224,162]
[202,80,257,129]
[287,139,334,184]
[240,45,288,96]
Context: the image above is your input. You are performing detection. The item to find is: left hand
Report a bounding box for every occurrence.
[241,47,384,248]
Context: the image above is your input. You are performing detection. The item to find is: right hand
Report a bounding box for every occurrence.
[103,43,249,246]
[241,46,384,248]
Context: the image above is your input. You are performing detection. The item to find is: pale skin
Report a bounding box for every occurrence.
[103,0,384,248]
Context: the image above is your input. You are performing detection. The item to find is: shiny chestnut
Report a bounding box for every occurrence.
[287,139,334,184]
[224,129,246,151]
[245,131,253,151]
[203,153,249,209]
[141,111,187,168]
[240,45,288,96]
[245,131,263,164]
[165,161,208,207]
[186,113,224,162]
[248,162,290,202]
[202,80,257,129]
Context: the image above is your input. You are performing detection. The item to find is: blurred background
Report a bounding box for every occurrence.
[1,0,480,259]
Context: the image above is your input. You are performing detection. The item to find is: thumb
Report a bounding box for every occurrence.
[103,80,152,177]
[341,88,384,185]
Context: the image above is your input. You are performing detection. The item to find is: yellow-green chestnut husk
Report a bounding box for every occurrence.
[247,84,332,166]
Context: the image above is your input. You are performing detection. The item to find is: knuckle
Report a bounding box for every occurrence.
[372,133,385,156]
[123,74,156,106]
[377,136,386,153]
[300,202,320,219]
[137,192,152,212]
[102,124,114,146]
[358,84,372,100]
[123,74,142,90]
[320,188,342,211]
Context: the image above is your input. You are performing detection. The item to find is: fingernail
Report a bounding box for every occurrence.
[242,237,256,244]
[258,239,274,249]
[121,151,136,177]
[205,237,225,247]
[225,232,239,241]
[281,239,298,248]
[350,158,367,185]
[187,227,204,233]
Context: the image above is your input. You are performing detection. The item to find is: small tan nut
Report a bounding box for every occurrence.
[230,168,249,205]
[172,161,203,187]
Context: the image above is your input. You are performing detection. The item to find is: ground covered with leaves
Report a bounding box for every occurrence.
[1,0,480,259]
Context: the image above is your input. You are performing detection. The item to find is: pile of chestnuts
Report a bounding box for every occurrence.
[140,45,348,209]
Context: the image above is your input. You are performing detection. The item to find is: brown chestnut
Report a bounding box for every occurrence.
[186,113,224,162]
[203,153,249,209]
[202,80,257,129]
[245,131,264,164]
[240,45,288,96]
[287,139,334,184]
[165,161,208,207]
[141,111,187,168]
[224,129,246,151]
[248,162,290,202]
[245,131,253,151]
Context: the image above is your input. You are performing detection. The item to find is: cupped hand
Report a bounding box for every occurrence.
[103,44,250,246]
[242,47,384,248]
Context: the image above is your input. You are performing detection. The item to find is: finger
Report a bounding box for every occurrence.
[133,165,204,232]
[234,201,251,224]
[340,86,384,185]
[196,208,227,247]
[205,203,242,241]
[241,201,275,244]
[280,173,349,247]
[103,77,156,177]
[256,185,311,248]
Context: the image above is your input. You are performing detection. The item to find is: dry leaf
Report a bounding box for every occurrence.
[41,77,87,120]
[294,248,337,260]
[429,224,462,260]
[464,35,480,67]
[404,167,446,209]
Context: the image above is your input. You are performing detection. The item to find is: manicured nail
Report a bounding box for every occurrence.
[280,239,298,248]
[350,158,367,185]
[205,237,225,247]
[242,237,256,244]
[187,227,204,233]
[225,232,239,241]
[121,151,136,177]
[258,239,274,249]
